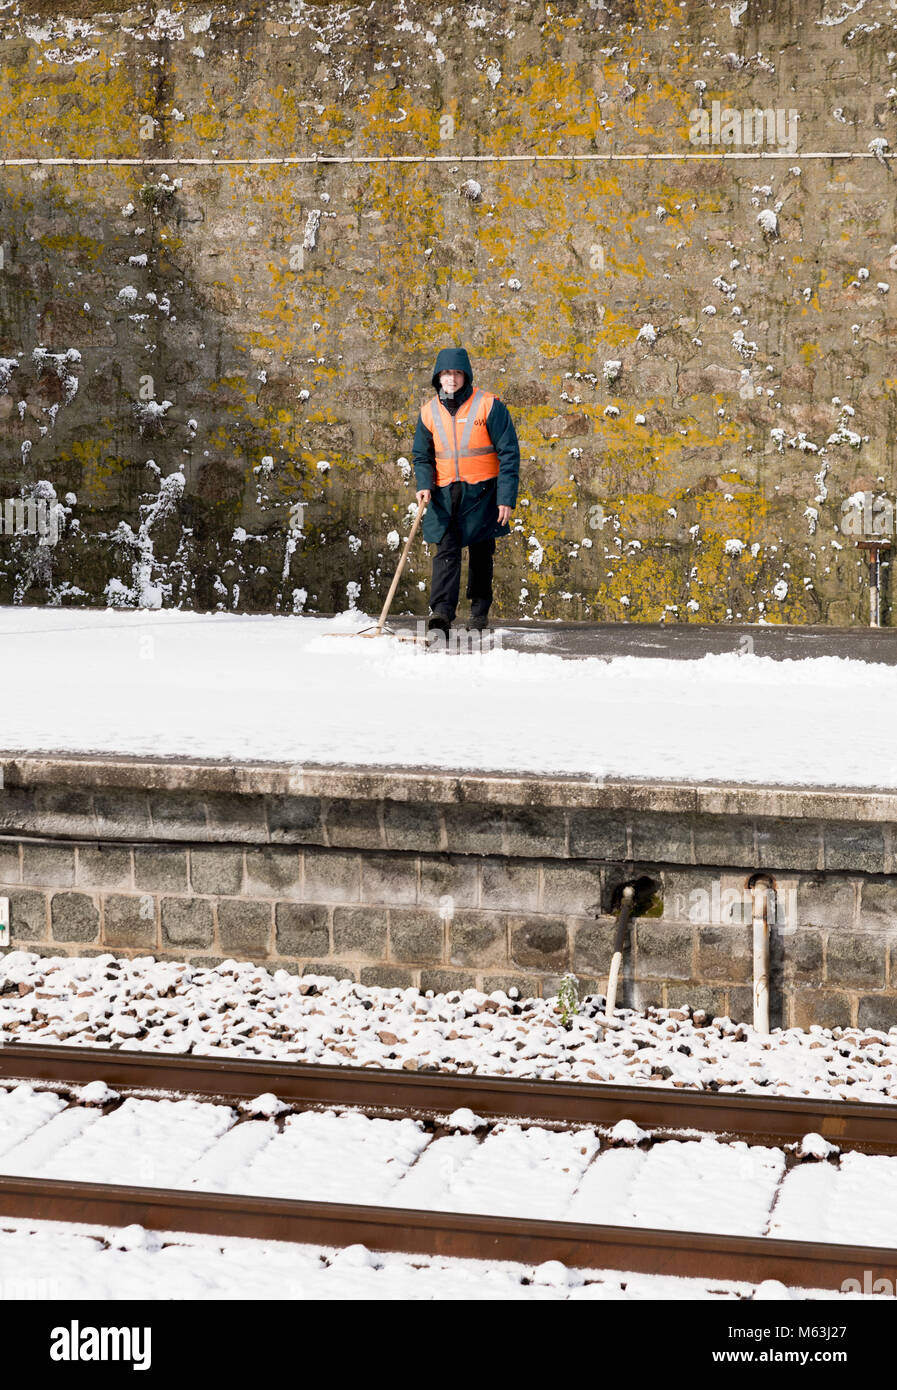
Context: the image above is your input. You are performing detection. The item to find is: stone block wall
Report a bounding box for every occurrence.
[3,757,897,1027]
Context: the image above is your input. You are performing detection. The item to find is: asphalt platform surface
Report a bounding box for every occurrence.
[386,617,897,663]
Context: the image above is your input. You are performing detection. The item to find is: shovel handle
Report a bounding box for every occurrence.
[374,499,426,634]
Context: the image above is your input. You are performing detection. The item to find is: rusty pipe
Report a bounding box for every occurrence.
[605,885,636,1020]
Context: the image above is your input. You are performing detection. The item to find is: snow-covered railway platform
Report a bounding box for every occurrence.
[1,607,897,1027]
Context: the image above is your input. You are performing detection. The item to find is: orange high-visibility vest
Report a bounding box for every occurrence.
[421,389,499,486]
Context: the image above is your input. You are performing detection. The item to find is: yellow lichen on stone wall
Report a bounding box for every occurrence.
[0,0,893,622]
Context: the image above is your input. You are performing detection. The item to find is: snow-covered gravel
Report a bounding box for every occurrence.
[0,1216,840,1302]
[3,950,895,1298]
[0,606,894,784]
[3,951,897,1105]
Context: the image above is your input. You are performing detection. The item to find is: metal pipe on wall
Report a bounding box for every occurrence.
[605,885,636,1020]
[751,879,772,1034]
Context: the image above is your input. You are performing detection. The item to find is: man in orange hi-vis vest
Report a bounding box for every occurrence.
[412,346,520,639]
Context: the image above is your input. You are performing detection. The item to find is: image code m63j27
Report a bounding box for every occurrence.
[2,0,897,1346]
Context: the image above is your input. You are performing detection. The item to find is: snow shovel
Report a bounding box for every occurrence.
[328,498,429,642]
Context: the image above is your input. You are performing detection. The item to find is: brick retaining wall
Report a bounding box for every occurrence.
[2,757,897,1028]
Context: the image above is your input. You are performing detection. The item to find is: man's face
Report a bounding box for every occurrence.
[439,369,465,395]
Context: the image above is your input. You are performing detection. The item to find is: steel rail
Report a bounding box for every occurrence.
[2,1042,897,1154]
[0,1173,891,1290]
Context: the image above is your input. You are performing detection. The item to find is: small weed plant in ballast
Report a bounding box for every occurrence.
[557,972,580,1029]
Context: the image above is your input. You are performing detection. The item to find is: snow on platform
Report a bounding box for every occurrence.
[0,606,895,786]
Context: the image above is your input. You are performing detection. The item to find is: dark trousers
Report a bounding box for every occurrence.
[429,484,495,622]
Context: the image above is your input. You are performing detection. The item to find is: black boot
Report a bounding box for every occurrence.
[468,605,490,632]
[428,614,450,640]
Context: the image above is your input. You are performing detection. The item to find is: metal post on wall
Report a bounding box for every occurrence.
[856,539,891,627]
[604,885,636,1021]
[747,873,776,1035]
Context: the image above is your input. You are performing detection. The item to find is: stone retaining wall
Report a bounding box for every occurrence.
[2,757,897,1028]
[1,0,897,623]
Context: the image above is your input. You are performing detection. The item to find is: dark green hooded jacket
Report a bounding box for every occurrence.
[412,347,520,546]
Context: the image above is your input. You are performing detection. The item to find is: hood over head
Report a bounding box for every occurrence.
[431,346,474,391]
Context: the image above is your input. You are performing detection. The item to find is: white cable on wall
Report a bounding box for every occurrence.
[0,149,885,167]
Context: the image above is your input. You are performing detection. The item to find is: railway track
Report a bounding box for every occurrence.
[1,1041,896,1292]
[2,1041,897,1153]
[1,1173,893,1291]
